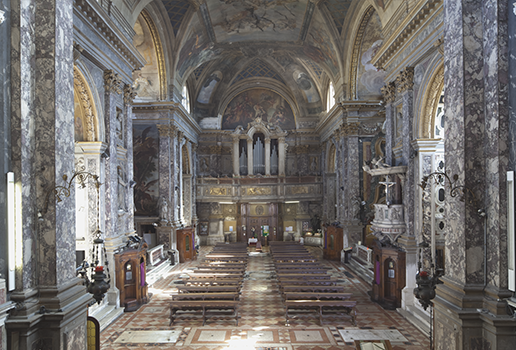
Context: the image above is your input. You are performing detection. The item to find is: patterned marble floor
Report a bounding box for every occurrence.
[100,246,430,350]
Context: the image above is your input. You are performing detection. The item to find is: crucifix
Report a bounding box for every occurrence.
[379,175,396,206]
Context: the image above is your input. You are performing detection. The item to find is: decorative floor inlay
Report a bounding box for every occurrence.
[247,330,280,342]
[289,329,330,343]
[339,329,408,342]
[191,329,231,343]
[114,330,181,343]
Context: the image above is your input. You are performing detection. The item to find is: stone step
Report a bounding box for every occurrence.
[397,305,431,336]
[347,256,374,284]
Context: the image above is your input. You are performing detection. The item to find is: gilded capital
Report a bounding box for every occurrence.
[123,84,137,105]
[396,67,414,94]
[103,70,122,94]
[340,122,360,136]
[157,124,177,137]
[381,82,396,103]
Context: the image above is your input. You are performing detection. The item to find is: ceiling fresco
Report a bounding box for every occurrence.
[208,0,306,43]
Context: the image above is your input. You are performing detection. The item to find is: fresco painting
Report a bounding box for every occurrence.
[209,0,304,43]
[357,12,386,98]
[177,21,223,78]
[132,15,160,100]
[133,125,159,216]
[222,89,296,130]
[293,69,320,103]
[197,71,222,103]
[305,12,339,76]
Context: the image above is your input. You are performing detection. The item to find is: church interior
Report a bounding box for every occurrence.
[1,0,516,349]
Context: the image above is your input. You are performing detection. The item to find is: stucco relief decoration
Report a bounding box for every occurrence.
[222,89,296,130]
[73,69,96,142]
[104,70,122,94]
[357,12,385,97]
[132,14,160,101]
[246,187,272,195]
[396,67,414,94]
[133,125,159,216]
[0,10,5,24]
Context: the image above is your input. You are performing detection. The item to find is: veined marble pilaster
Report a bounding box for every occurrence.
[124,85,136,232]
[103,70,122,240]
[398,67,416,237]
[381,82,396,165]
[7,1,90,348]
[434,1,516,348]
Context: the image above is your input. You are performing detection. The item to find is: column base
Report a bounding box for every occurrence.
[6,278,91,350]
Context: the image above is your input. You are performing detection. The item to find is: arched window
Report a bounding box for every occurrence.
[327,81,335,111]
[182,85,190,113]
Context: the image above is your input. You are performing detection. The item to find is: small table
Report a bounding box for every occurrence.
[343,247,353,263]
[248,238,258,246]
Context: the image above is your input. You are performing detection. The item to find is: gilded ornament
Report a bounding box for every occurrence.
[247,187,272,195]
[123,84,137,105]
[381,81,396,103]
[396,67,414,94]
[103,70,122,94]
[209,188,227,195]
[73,68,96,141]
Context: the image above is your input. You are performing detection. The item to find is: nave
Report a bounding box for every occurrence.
[100,245,429,350]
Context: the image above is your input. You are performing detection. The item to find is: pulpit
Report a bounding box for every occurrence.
[115,243,149,312]
[323,225,343,260]
[371,240,406,309]
[177,227,196,263]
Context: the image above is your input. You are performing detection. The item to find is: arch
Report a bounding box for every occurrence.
[416,60,444,139]
[73,67,100,142]
[140,9,167,100]
[348,6,376,100]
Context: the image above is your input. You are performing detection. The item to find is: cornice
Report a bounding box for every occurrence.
[132,102,203,137]
[74,0,146,71]
[371,0,442,70]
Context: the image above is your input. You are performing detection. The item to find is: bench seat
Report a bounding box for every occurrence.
[284,300,357,326]
[177,285,241,293]
[169,300,239,326]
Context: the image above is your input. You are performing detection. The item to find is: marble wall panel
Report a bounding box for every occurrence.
[402,90,415,237]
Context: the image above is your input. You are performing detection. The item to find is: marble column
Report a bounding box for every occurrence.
[7,0,90,348]
[247,137,253,175]
[278,136,286,176]
[232,136,240,176]
[381,82,396,166]
[171,128,179,228]
[265,137,271,176]
[344,123,362,244]
[434,0,516,348]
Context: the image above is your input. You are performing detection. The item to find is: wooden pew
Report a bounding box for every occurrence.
[184,278,242,286]
[284,300,357,326]
[283,292,352,301]
[278,279,338,286]
[176,285,240,293]
[280,285,346,294]
[172,292,239,301]
[275,267,329,274]
[169,300,239,326]
[277,273,332,280]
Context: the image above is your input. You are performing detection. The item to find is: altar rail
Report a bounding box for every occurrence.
[353,244,373,266]
[147,244,164,266]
